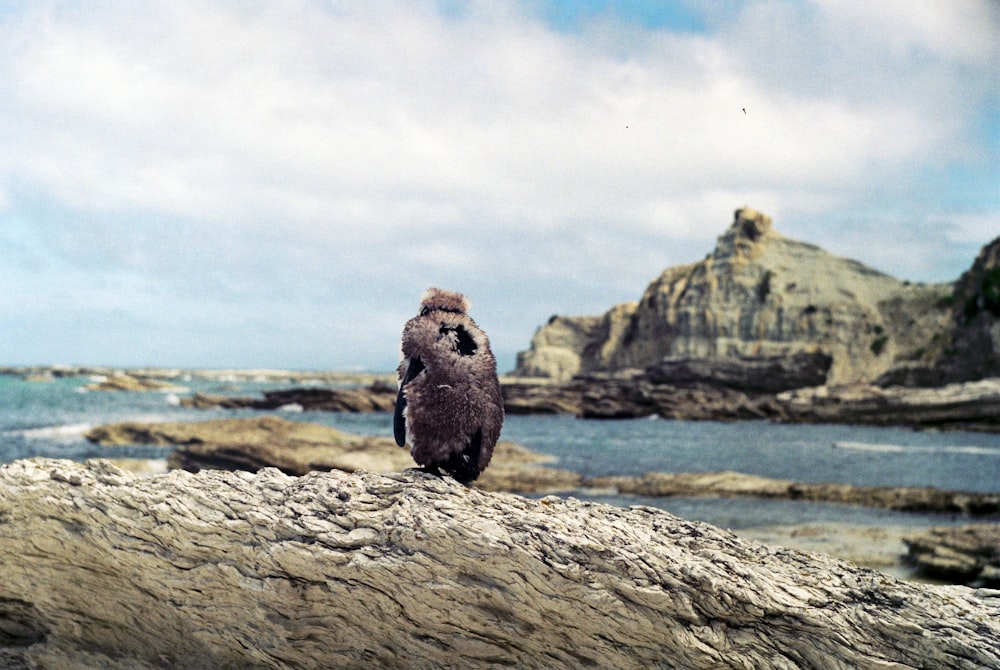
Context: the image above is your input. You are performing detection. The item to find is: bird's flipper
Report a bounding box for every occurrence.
[393,386,407,446]
[393,356,425,446]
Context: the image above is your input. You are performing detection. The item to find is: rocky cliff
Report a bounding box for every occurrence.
[878,235,1000,387]
[514,208,954,384]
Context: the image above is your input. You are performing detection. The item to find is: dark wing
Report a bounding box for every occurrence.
[393,356,425,446]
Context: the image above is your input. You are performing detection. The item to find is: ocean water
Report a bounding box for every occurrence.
[2,374,999,530]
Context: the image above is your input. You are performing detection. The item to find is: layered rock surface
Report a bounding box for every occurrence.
[514,208,953,384]
[2,459,999,669]
[903,524,1000,587]
[85,416,582,494]
[503,374,1000,431]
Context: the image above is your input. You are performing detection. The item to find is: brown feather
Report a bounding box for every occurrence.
[394,288,504,483]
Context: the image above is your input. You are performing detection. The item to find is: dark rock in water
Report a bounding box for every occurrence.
[586,470,1000,516]
[904,524,1000,587]
[777,378,1000,431]
[2,458,998,669]
[645,351,833,393]
[500,374,1000,431]
[181,383,397,412]
[502,380,584,415]
[575,374,778,420]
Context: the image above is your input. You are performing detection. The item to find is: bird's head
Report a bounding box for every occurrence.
[418,287,471,317]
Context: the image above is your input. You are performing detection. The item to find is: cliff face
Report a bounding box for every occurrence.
[514,208,954,384]
[949,236,1000,378]
[880,235,1000,386]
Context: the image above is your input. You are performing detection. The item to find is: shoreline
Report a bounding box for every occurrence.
[6,365,999,432]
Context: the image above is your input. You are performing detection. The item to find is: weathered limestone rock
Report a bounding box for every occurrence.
[513,207,954,385]
[86,416,581,494]
[904,524,1000,587]
[512,314,606,381]
[1,459,998,669]
[586,471,1000,516]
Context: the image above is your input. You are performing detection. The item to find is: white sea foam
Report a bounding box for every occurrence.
[12,423,94,442]
[833,441,999,456]
[165,393,181,406]
[277,403,304,413]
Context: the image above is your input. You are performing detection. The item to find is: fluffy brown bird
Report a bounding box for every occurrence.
[394,288,504,483]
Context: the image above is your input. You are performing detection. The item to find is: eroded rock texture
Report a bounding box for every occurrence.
[1,459,998,669]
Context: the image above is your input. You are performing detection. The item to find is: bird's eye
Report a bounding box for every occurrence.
[420,306,431,316]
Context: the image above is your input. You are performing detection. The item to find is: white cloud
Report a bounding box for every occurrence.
[0,0,996,368]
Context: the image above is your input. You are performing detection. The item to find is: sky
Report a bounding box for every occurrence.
[1,0,997,372]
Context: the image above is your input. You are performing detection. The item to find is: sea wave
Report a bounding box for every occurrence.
[833,441,1000,456]
[8,423,95,442]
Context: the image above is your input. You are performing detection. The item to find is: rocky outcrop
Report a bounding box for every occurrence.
[497,375,1000,431]
[85,416,581,494]
[501,379,587,415]
[2,459,999,669]
[83,373,184,392]
[776,378,1000,431]
[181,383,398,412]
[513,207,954,385]
[904,524,1000,587]
[513,314,606,380]
[645,351,833,393]
[587,471,1000,516]
[879,236,1000,387]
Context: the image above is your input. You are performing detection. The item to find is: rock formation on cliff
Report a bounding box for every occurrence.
[514,208,954,385]
[2,459,998,669]
[878,235,1000,387]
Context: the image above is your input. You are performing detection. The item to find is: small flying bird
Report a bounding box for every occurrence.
[394,288,504,484]
[742,107,747,115]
